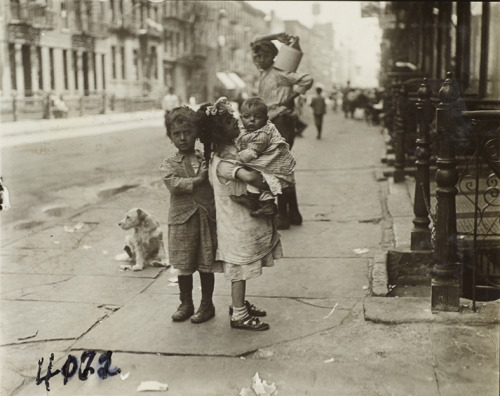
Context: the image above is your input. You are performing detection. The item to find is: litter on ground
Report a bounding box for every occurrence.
[353,248,369,255]
[64,222,85,233]
[137,381,168,392]
[240,372,277,396]
[323,302,339,319]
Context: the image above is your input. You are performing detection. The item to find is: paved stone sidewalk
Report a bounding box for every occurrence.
[1,111,498,396]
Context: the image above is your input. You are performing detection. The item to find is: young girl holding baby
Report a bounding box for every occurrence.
[195,98,283,331]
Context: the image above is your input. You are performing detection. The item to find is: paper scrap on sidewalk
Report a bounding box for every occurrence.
[324,357,335,363]
[82,245,92,250]
[353,248,369,255]
[323,302,338,319]
[120,372,130,380]
[240,372,277,396]
[64,222,85,233]
[137,381,168,392]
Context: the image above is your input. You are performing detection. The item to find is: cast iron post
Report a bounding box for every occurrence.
[431,72,461,312]
[394,84,407,182]
[411,79,433,250]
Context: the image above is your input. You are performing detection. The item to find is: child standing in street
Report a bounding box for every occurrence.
[229,97,296,218]
[195,98,283,331]
[160,106,222,324]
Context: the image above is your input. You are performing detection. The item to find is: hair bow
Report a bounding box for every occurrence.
[206,97,234,116]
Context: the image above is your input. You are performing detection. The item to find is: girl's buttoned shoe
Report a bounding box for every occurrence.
[230,315,270,331]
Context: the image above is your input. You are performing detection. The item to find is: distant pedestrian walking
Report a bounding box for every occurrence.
[162,87,181,128]
[310,87,327,139]
[160,106,222,324]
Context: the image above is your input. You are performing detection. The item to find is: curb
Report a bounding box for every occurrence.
[364,297,500,325]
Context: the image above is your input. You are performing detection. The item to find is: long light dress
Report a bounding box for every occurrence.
[209,145,283,281]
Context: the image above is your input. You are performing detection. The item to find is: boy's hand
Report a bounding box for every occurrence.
[197,163,208,181]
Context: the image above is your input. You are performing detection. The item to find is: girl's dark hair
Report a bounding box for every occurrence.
[195,103,233,163]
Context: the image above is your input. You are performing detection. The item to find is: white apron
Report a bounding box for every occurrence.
[209,153,281,266]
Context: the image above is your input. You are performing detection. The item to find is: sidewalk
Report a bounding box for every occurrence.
[1,110,163,137]
[1,111,498,396]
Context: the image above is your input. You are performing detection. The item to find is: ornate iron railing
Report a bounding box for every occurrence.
[459,111,500,308]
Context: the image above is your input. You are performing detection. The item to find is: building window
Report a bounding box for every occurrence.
[487,2,500,97]
[93,53,97,90]
[121,46,126,79]
[49,48,55,90]
[9,43,17,90]
[133,49,139,80]
[75,0,82,31]
[111,46,116,79]
[73,50,79,89]
[101,54,106,89]
[173,32,178,57]
[151,47,158,79]
[468,2,483,94]
[35,46,43,91]
[22,44,32,96]
[152,5,158,22]
[82,51,89,95]
[164,31,172,54]
[61,1,69,28]
[63,49,68,89]
[85,1,92,31]
[10,0,21,20]
[118,0,124,21]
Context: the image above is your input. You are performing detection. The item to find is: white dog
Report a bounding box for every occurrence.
[0,177,11,212]
[116,208,169,271]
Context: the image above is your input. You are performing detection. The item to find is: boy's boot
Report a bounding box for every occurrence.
[288,187,303,225]
[251,200,278,218]
[229,193,260,211]
[191,273,215,323]
[277,193,290,230]
[172,275,194,321]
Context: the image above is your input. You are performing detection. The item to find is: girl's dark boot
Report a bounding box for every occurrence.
[172,275,194,321]
[191,273,215,323]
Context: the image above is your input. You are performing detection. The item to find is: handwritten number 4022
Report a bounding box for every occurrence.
[36,350,121,392]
